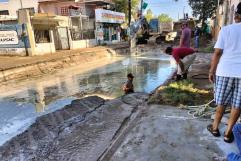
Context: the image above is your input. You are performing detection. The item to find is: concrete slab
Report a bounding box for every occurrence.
[110,105,224,161]
[0,93,148,161]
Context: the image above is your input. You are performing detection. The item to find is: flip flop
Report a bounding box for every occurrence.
[224,132,234,143]
[207,124,221,137]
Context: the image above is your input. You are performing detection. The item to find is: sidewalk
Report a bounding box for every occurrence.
[0,47,109,71]
[109,52,238,161]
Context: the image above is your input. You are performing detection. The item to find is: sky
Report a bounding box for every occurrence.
[144,0,193,21]
[0,0,193,20]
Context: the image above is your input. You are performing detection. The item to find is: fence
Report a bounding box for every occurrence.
[34,30,50,43]
[70,29,95,41]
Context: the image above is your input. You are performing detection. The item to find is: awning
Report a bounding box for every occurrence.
[31,14,66,28]
[68,5,80,9]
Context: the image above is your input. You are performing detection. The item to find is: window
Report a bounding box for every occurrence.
[34,30,50,43]
[0,10,9,15]
[60,7,69,16]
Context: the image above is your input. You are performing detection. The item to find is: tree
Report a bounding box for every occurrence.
[188,0,223,26]
[113,0,140,18]
[158,14,172,23]
[145,9,154,22]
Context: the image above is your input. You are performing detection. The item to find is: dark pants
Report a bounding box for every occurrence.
[125,89,134,94]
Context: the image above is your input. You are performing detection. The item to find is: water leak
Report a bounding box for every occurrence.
[0,53,175,146]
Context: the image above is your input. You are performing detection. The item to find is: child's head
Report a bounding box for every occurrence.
[127,73,134,80]
[165,47,173,55]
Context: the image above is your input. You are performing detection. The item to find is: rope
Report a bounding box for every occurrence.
[179,99,216,119]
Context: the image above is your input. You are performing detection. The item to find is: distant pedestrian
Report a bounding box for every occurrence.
[122,73,134,94]
[165,47,197,81]
[194,26,201,48]
[180,22,191,48]
[207,2,241,143]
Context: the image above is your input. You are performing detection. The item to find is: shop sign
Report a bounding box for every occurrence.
[0,31,19,45]
[95,9,125,24]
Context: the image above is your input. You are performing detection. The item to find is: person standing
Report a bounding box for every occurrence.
[207,2,241,143]
[194,26,201,48]
[180,22,191,48]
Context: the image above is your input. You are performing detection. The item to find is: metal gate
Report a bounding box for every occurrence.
[54,27,70,50]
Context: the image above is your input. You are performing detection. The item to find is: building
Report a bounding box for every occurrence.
[211,0,241,40]
[0,0,39,17]
[228,0,241,24]
[0,0,125,56]
[0,0,39,24]
[38,0,125,44]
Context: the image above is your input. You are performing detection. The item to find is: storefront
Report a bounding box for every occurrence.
[95,9,125,44]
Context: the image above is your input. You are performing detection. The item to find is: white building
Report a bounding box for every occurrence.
[0,0,39,17]
[228,0,241,24]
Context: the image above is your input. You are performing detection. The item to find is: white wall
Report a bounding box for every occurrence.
[71,39,96,49]
[39,1,77,15]
[0,0,39,17]
[35,42,56,55]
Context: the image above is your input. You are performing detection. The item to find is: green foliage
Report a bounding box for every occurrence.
[158,14,172,23]
[145,9,154,22]
[113,0,140,18]
[188,0,223,25]
[148,80,210,106]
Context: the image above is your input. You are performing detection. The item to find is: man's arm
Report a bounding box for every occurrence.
[209,48,222,83]
[177,60,184,72]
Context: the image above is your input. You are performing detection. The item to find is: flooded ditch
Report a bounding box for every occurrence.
[0,53,176,148]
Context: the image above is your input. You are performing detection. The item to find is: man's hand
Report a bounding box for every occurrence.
[209,48,222,84]
[209,72,215,84]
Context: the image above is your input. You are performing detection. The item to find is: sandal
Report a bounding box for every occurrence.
[224,132,234,143]
[207,124,221,137]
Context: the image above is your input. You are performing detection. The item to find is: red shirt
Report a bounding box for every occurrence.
[172,48,195,62]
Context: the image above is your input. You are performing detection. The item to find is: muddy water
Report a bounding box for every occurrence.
[0,54,175,146]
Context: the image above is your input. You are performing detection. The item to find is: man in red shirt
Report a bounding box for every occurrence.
[165,47,197,80]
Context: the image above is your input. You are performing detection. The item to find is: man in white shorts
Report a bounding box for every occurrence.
[207,2,241,143]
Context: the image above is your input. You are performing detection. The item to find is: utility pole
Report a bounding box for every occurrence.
[20,0,23,9]
[128,0,131,26]
[140,0,143,17]
[183,6,185,19]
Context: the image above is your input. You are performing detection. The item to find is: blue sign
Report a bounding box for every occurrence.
[0,24,30,48]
